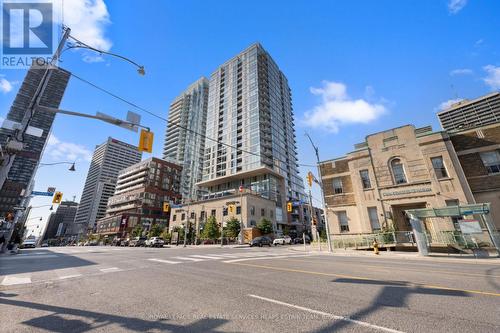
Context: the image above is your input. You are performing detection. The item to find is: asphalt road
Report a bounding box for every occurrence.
[1,245,499,332]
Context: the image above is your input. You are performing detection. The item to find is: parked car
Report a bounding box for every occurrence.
[249,236,272,247]
[273,235,292,246]
[41,242,49,247]
[146,237,165,247]
[20,238,37,248]
[112,238,123,246]
[120,238,130,247]
[293,235,311,244]
[129,236,147,247]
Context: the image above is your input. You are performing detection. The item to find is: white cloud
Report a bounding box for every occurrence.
[45,134,92,162]
[0,77,13,93]
[303,81,387,133]
[483,65,500,90]
[58,0,112,52]
[448,0,468,14]
[437,98,464,111]
[450,68,473,76]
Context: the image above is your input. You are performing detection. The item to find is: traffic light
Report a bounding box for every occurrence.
[6,213,14,221]
[306,171,313,188]
[163,202,170,212]
[52,191,63,204]
[228,205,235,214]
[287,202,292,213]
[138,129,154,153]
[312,216,317,225]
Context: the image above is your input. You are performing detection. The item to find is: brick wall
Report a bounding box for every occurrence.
[320,159,349,176]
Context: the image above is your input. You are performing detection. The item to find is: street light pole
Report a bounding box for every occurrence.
[305,133,333,252]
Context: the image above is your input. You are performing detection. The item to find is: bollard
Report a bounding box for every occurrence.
[372,240,379,255]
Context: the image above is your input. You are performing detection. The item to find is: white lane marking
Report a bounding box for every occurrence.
[224,254,312,263]
[58,274,82,280]
[1,275,32,286]
[189,255,226,260]
[99,267,122,273]
[205,254,241,258]
[172,256,205,262]
[148,258,181,264]
[248,294,405,333]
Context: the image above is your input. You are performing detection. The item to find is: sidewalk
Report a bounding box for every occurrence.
[287,246,500,264]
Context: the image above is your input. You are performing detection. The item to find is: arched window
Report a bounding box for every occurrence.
[390,158,407,184]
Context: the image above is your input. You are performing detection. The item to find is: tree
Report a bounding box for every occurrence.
[201,216,220,240]
[225,217,241,238]
[131,225,143,237]
[160,229,171,243]
[148,223,163,238]
[172,226,185,239]
[257,218,273,235]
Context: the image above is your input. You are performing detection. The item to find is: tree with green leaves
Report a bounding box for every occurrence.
[225,217,241,238]
[201,215,220,240]
[172,226,185,239]
[160,228,171,243]
[257,218,273,235]
[148,223,163,238]
[131,225,143,237]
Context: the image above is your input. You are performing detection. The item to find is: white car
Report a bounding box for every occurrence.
[273,236,292,246]
[146,237,165,247]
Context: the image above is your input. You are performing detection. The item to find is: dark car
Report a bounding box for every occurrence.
[249,236,272,247]
[129,236,147,247]
[120,238,130,247]
[293,235,311,244]
[112,238,122,246]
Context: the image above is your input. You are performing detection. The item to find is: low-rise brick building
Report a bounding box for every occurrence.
[95,157,182,238]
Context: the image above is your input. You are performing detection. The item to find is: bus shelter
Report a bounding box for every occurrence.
[405,203,499,257]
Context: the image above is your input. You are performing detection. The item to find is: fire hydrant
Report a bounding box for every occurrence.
[372,240,379,255]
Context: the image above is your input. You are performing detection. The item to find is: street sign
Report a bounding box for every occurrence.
[47,187,56,193]
[32,191,53,197]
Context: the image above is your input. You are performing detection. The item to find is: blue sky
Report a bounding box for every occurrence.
[1,0,499,232]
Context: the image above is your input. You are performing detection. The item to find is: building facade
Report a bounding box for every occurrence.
[438,92,500,132]
[42,201,79,242]
[163,77,209,201]
[0,65,70,217]
[74,137,142,235]
[449,123,500,228]
[197,43,305,232]
[96,157,182,237]
[319,125,475,236]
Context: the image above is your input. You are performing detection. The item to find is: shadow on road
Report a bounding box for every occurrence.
[0,296,231,332]
[312,277,468,332]
[0,250,96,275]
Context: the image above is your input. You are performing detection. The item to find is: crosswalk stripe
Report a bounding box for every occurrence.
[148,258,181,264]
[58,274,82,280]
[189,255,225,260]
[1,275,31,286]
[99,267,122,273]
[172,256,205,262]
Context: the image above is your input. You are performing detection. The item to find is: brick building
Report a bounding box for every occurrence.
[319,125,475,236]
[449,123,500,228]
[95,157,182,238]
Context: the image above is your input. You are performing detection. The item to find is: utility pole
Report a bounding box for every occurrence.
[305,133,333,252]
[239,185,244,245]
[308,188,321,251]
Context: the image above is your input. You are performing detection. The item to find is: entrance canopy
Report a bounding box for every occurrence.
[405,203,490,218]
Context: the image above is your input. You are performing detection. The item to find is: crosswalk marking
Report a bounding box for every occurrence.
[172,256,205,262]
[189,255,226,260]
[148,258,181,264]
[58,274,82,280]
[1,275,31,286]
[100,267,122,273]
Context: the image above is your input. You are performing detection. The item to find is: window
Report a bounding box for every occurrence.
[223,207,228,216]
[211,209,216,216]
[391,158,407,184]
[190,212,195,219]
[338,211,349,232]
[261,208,265,216]
[359,170,371,189]
[368,207,380,231]
[200,211,205,220]
[333,177,343,194]
[250,206,255,216]
[480,151,500,174]
[431,156,448,179]
[236,206,241,214]
[172,214,176,222]
[181,213,185,220]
